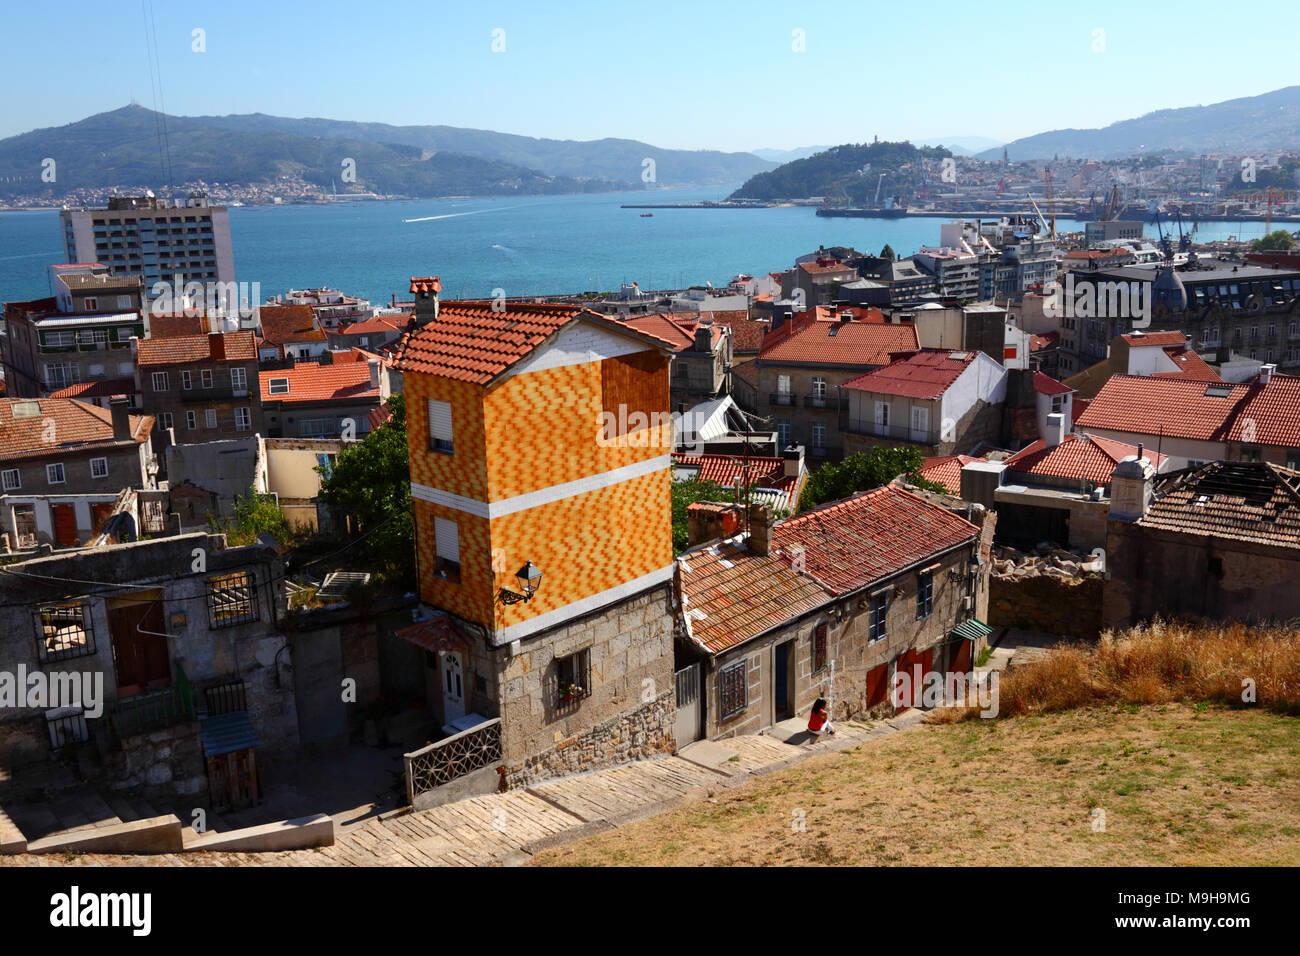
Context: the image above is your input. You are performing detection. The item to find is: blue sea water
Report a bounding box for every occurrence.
[0,187,1280,307]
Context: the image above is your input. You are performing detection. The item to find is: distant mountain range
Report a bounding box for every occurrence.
[978,86,1300,160]
[0,106,775,198]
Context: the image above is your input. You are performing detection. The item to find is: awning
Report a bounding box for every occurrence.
[396,612,472,654]
[200,710,260,757]
[950,619,993,642]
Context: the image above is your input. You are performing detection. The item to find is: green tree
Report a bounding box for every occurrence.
[671,477,729,554]
[317,393,415,585]
[879,243,896,261]
[209,487,299,547]
[800,446,945,510]
[1252,230,1295,252]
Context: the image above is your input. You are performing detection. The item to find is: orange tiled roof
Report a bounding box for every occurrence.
[410,276,443,295]
[395,301,676,385]
[676,537,831,654]
[1152,347,1222,383]
[0,398,152,462]
[147,313,207,338]
[623,313,699,351]
[136,331,257,367]
[1139,461,1300,548]
[48,378,135,400]
[842,349,976,399]
[1005,434,1166,485]
[259,304,325,347]
[920,454,983,495]
[673,453,798,493]
[759,315,918,368]
[259,362,378,404]
[1032,370,1072,396]
[771,484,978,595]
[1076,373,1300,446]
[1120,331,1187,347]
[337,315,404,336]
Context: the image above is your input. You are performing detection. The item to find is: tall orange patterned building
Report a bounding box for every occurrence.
[395,278,681,788]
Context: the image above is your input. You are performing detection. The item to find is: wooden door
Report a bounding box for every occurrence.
[51,503,77,546]
[108,596,170,696]
[92,502,115,535]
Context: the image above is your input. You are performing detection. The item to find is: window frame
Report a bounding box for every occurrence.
[868,590,889,644]
[720,660,748,720]
[433,516,461,582]
[234,407,251,431]
[34,601,96,664]
[89,457,109,479]
[201,368,214,389]
[205,408,218,429]
[1,468,19,491]
[556,648,592,706]
[186,410,197,430]
[268,377,290,395]
[180,369,192,391]
[206,570,260,628]
[916,568,935,620]
[812,622,829,674]
[151,371,169,392]
[46,462,66,485]
[427,399,455,455]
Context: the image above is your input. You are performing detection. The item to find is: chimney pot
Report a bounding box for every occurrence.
[109,397,131,442]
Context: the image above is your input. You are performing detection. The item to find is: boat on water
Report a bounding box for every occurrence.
[640,212,653,217]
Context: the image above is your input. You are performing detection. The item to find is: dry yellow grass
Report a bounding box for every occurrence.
[527,703,1300,866]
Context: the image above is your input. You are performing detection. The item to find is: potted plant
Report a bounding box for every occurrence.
[559,682,583,703]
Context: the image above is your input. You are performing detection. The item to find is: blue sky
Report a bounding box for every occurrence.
[4,0,1298,151]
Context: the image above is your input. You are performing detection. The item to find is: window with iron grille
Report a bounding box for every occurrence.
[207,571,259,628]
[556,649,590,705]
[46,707,90,750]
[916,569,934,620]
[868,591,889,643]
[720,660,747,719]
[812,622,828,673]
[34,601,95,663]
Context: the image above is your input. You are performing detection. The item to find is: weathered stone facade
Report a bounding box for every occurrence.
[990,573,1103,641]
[99,720,207,801]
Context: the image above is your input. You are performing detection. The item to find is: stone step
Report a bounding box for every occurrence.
[70,792,122,829]
[5,804,61,842]
[106,795,141,823]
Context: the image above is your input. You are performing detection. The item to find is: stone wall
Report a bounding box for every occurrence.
[98,720,208,803]
[990,573,1102,641]
[504,690,674,788]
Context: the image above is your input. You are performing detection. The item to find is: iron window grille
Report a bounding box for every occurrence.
[207,571,259,628]
[812,623,829,673]
[35,601,96,663]
[720,660,747,719]
[917,570,935,620]
[203,679,247,716]
[868,591,889,644]
[556,649,591,706]
[46,708,90,750]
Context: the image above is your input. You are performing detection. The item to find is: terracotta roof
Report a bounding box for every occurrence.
[1076,373,1300,447]
[771,484,978,595]
[1032,370,1072,396]
[1120,331,1187,347]
[147,313,207,338]
[710,313,769,353]
[920,455,983,495]
[676,537,831,654]
[136,331,257,366]
[623,313,701,352]
[336,315,403,336]
[799,258,852,275]
[1139,461,1300,549]
[759,316,919,368]
[1005,434,1166,485]
[1152,347,1222,383]
[842,349,976,399]
[0,398,152,462]
[1029,331,1060,351]
[395,612,471,653]
[259,304,326,348]
[260,362,379,404]
[395,302,676,385]
[1071,398,1090,424]
[48,378,135,399]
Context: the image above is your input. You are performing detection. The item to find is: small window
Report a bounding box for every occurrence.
[428,399,454,454]
[1,469,19,491]
[90,457,109,479]
[83,296,98,311]
[556,649,591,706]
[205,408,217,429]
[268,377,290,395]
[160,412,173,430]
[180,370,192,390]
[916,569,934,619]
[207,571,259,628]
[201,369,214,389]
[151,371,169,392]
[35,601,95,663]
[230,367,247,391]
[433,516,460,581]
[186,410,197,430]
[234,407,251,431]
[46,463,66,485]
[812,623,828,673]
[46,707,90,750]
[868,591,889,643]
[720,660,747,719]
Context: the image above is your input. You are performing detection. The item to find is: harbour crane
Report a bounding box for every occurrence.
[1041,167,1056,237]
[873,172,887,207]
[1235,187,1298,234]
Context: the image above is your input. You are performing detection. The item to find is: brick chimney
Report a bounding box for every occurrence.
[109,397,131,442]
[686,501,742,547]
[748,502,773,556]
[693,324,712,352]
[209,332,225,362]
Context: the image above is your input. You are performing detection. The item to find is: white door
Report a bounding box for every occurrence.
[911,405,930,442]
[440,651,465,722]
[874,401,890,436]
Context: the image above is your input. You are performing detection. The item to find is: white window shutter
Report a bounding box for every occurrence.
[434,517,459,562]
[428,399,453,444]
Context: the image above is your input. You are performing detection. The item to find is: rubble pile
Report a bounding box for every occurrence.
[992,543,1104,581]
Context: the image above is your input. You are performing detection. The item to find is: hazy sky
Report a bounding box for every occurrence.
[4,0,1298,151]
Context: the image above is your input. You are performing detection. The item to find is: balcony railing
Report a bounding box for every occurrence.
[769,392,796,407]
[105,665,195,740]
[804,393,848,410]
[181,385,250,402]
[847,420,936,444]
[404,717,502,804]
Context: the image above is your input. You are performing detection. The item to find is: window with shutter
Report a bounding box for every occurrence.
[433,516,460,581]
[428,399,454,454]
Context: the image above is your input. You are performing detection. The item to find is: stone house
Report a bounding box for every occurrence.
[134,331,262,443]
[1104,459,1300,627]
[258,356,387,439]
[841,348,1008,458]
[0,533,297,805]
[746,309,919,461]
[392,280,683,792]
[673,485,995,740]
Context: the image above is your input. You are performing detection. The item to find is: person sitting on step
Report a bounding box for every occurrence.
[808,697,835,737]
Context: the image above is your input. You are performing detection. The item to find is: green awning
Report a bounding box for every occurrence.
[950,619,993,642]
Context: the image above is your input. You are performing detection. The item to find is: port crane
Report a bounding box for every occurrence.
[1235,187,1297,234]
[873,172,887,207]
[1041,167,1056,237]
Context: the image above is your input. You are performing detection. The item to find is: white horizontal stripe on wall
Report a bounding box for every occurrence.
[491,564,675,645]
[411,454,670,519]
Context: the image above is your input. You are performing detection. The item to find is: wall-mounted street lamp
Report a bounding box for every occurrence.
[499,561,543,605]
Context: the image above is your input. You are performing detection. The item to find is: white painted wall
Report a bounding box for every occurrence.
[940,351,1009,432]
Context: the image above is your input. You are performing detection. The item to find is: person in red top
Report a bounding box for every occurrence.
[808,697,835,736]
